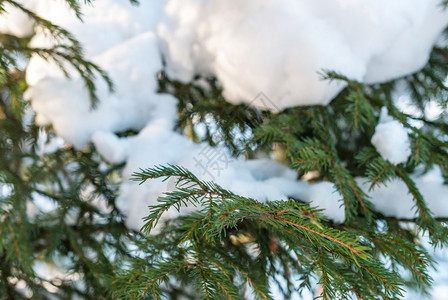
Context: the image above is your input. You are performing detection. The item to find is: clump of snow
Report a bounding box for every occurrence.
[33,0,165,57]
[371,107,411,165]
[159,0,448,110]
[294,181,345,223]
[35,129,65,156]
[92,131,129,164]
[23,0,179,149]
[25,31,173,149]
[0,1,35,38]
[359,166,448,219]
[363,3,448,84]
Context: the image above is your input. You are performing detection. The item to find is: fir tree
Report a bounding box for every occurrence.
[1,1,448,299]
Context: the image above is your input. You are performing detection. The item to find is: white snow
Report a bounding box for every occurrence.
[159,0,448,110]
[294,181,345,223]
[361,166,448,219]
[315,166,448,222]
[0,1,35,38]
[25,30,171,149]
[35,129,65,156]
[371,107,412,165]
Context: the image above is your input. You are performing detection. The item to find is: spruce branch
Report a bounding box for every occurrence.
[119,165,407,299]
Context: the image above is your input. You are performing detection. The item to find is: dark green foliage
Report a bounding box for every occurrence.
[0,69,131,297]
[0,1,133,298]
[0,101,132,298]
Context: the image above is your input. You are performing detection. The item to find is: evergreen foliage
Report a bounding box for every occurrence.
[0,1,448,299]
[0,1,127,298]
[114,165,411,299]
